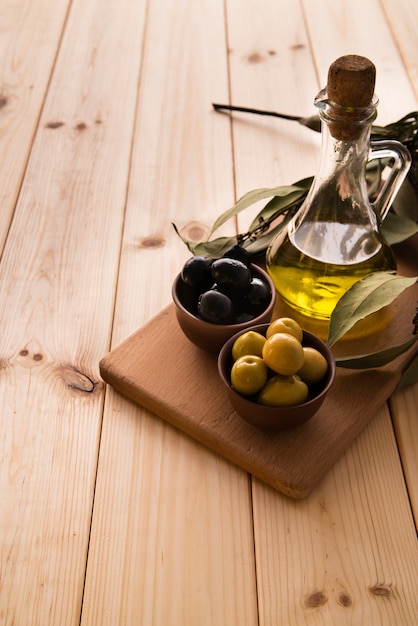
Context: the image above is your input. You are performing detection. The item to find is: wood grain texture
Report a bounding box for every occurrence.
[80,1,258,625]
[380,0,418,100]
[252,409,418,625]
[302,0,418,123]
[379,0,418,526]
[390,385,418,520]
[226,0,320,215]
[0,0,72,253]
[0,0,146,623]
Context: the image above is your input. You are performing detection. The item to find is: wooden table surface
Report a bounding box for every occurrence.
[1,0,418,624]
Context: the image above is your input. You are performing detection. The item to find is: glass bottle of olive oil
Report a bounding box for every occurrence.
[266,55,411,320]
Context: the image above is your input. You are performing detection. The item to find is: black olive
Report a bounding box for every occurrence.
[181,256,213,289]
[198,290,234,324]
[222,244,251,268]
[244,277,271,313]
[211,258,251,294]
[235,312,255,324]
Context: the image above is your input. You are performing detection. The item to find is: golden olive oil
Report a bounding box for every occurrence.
[266,224,396,320]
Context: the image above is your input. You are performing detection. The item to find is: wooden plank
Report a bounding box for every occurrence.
[0,0,71,252]
[82,401,257,626]
[0,0,147,624]
[302,0,418,123]
[80,0,259,624]
[380,0,418,100]
[226,0,320,228]
[379,0,418,526]
[225,0,418,623]
[252,409,418,625]
[390,386,418,523]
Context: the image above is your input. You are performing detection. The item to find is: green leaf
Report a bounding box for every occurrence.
[246,177,311,232]
[171,221,196,253]
[186,236,239,257]
[381,211,418,245]
[335,335,418,369]
[208,183,310,236]
[247,189,306,231]
[397,351,418,388]
[208,186,293,236]
[172,179,311,259]
[243,213,295,256]
[171,223,238,257]
[327,272,418,347]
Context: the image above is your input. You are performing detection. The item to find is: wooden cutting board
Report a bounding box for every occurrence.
[100,239,418,499]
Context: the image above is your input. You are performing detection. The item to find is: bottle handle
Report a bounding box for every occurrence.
[369,140,411,221]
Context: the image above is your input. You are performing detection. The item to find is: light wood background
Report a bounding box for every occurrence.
[0,0,417,625]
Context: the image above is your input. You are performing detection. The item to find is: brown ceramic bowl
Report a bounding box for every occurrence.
[218,324,336,431]
[172,264,276,354]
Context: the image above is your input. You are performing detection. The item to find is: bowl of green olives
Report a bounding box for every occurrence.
[172,246,276,354]
[217,320,335,431]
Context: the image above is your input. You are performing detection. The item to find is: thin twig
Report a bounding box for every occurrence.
[212,103,321,132]
[212,102,303,121]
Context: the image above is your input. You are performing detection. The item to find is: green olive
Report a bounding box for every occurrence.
[297,347,328,385]
[230,355,268,396]
[232,330,266,361]
[258,374,309,407]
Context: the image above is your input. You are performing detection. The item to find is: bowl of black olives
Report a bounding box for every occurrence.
[172,246,276,353]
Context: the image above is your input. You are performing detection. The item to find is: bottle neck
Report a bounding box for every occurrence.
[314,87,378,141]
[315,110,373,182]
[307,88,378,194]
[290,88,380,243]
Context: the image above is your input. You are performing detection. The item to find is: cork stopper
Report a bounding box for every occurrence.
[328,55,376,108]
[325,55,376,140]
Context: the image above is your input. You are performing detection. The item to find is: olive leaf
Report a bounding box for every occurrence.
[208,185,305,237]
[397,352,418,388]
[171,222,238,256]
[172,180,309,257]
[243,211,296,256]
[335,335,418,369]
[186,236,240,257]
[327,272,418,347]
[381,211,418,245]
[246,177,312,231]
